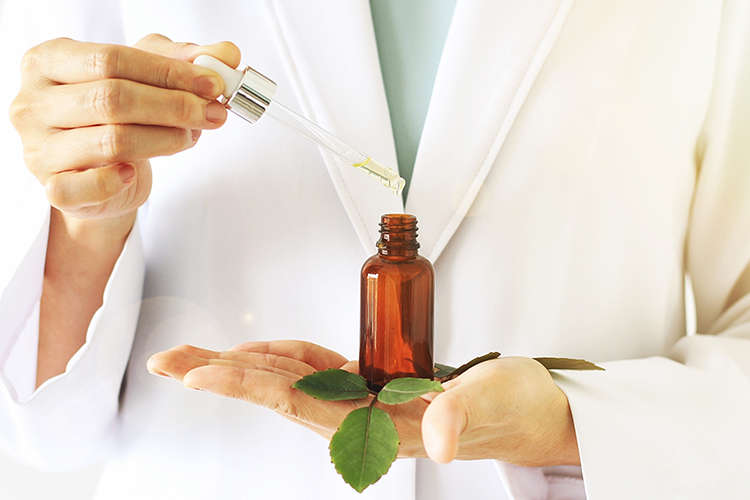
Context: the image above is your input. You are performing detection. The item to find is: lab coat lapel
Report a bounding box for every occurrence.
[406,0,576,263]
[261,0,402,255]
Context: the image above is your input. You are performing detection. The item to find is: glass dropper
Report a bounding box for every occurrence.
[194,55,405,196]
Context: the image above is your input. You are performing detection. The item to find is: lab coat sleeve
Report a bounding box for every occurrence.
[0,215,145,471]
[0,0,142,471]
[549,1,750,498]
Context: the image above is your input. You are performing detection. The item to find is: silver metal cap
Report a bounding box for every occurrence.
[223,66,277,123]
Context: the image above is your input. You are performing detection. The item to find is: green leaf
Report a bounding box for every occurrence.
[433,363,456,378]
[377,378,444,404]
[292,369,371,401]
[330,405,399,493]
[442,351,501,381]
[534,357,605,371]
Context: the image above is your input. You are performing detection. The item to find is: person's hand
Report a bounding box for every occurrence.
[147,341,580,466]
[421,354,580,466]
[9,34,239,222]
[147,342,428,456]
[12,35,242,387]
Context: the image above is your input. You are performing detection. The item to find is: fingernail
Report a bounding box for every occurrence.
[193,75,221,99]
[191,129,202,142]
[205,101,227,123]
[148,368,169,378]
[119,164,136,183]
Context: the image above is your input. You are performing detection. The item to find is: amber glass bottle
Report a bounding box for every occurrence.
[359,214,435,390]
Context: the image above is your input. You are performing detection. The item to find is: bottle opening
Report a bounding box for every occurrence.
[377,214,420,254]
[380,213,416,227]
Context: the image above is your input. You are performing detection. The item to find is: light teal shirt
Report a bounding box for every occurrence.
[370,0,457,201]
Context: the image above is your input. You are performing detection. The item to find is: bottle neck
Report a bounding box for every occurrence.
[376,214,420,258]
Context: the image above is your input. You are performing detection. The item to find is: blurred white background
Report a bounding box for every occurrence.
[0,457,102,499]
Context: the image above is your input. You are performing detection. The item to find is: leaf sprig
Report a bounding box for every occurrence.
[293,369,442,492]
[292,353,603,493]
[329,399,398,493]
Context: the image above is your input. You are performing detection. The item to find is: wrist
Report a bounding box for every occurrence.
[50,207,136,253]
[38,208,137,387]
[46,208,137,284]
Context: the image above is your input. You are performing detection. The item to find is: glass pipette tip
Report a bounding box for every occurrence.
[194,55,405,196]
[264,101,404,195]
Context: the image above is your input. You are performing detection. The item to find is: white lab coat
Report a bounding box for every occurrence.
[1,0,749,499]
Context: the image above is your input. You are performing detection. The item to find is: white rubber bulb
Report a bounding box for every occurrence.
[194,55,243,99]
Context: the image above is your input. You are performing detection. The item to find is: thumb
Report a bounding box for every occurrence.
[134,33,241,68]
[133,34,241,98]
[421,386,469,464]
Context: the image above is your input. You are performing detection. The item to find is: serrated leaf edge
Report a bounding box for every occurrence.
[329,402,399,493]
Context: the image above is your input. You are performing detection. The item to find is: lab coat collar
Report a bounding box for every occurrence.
[261,0,401,258]
[262,0,575,262]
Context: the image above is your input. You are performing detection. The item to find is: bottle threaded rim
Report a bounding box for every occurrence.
[377,214,420,253]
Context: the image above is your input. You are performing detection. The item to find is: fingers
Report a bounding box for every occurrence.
[43,79,227,130]
[23,38,223,98]
[32,125,195,181]
[45,164,136,213]
[147,347,213,382]
[190,41,242,69]
[148,342,351,383]
[151,346,354,433]
[182,364,292,400]
[147,344,317,383]
[339,360,359,374]
[132,33,200,60]
[181,364,354,435]
[147,342,359,436]
[135,34,242,69]
[174,344,317,377]
[229,340,350,371]
[10,35,241,222]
